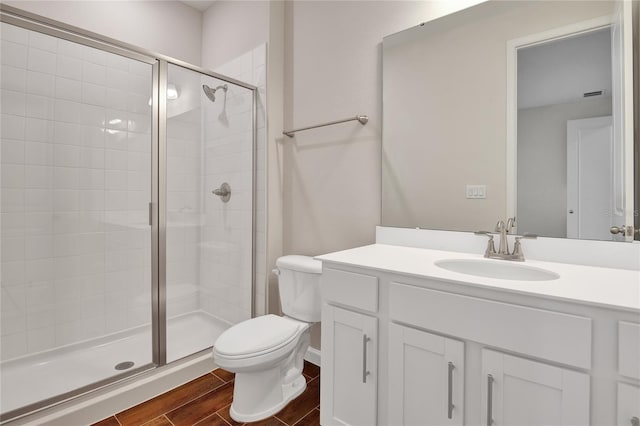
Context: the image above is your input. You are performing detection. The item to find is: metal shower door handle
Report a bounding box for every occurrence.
[212,182,231,202]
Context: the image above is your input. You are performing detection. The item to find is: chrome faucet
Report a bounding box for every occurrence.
[475,218,536,261]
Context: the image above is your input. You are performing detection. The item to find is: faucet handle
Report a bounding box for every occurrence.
[475,231,497,257]
[511,234,537,260]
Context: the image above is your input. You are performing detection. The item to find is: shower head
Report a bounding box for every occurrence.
[202,84,228,102]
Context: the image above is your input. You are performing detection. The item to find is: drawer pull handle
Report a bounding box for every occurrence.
[362,334,371,383]
[447,361,455,419]
[487,374,494,426]
[631,417,639,426]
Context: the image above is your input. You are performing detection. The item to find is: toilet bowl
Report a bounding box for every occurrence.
[213,255,322,422]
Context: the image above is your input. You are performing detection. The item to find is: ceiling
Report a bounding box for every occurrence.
[180,0,217,12]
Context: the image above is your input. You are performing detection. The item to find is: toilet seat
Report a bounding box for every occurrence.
[214,315,308,361]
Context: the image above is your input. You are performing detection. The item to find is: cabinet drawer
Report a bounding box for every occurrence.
[619,321,640,379]
[389,282,592,369]
[322,268,379,313]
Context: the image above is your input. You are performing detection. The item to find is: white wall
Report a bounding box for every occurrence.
[282,1,486,257]
[201,1,269,70]
[3,1,202,65]
[517,97,613,238]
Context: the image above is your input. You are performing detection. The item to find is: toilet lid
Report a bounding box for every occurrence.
[215,315,303,356]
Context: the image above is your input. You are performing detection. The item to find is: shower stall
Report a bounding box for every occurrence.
[0,6,256,422]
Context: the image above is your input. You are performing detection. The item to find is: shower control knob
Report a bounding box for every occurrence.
[212,183,231,203]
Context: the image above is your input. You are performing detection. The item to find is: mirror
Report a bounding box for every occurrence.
[381,0,637,241]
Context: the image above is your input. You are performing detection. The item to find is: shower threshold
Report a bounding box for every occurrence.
[0,311,231,416]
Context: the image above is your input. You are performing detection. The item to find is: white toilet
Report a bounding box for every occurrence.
[212,255,322,422]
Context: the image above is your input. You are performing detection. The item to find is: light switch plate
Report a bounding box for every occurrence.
[466,185,486,199]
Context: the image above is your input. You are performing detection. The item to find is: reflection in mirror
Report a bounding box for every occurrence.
[381,0,636,241]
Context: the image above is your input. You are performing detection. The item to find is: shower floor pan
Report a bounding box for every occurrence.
[0,311,230,416]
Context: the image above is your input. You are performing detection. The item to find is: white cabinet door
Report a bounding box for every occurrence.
[481,349,590,426]
[388,323,464,425]
[617,382,640,426]
[321,304,378,426]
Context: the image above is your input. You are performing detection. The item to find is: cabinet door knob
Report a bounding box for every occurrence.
[487,374,494,426]
[447,361,455,419]
[362,334,371,383]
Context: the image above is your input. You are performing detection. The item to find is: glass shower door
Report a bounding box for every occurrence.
[164,63,254,362]
[0,22,155,418]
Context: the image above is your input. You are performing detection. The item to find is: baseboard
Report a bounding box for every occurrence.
[304,347,321,367]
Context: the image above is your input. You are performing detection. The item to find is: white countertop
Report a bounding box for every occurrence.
[316,244,640,312]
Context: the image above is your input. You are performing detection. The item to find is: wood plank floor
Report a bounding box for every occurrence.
[93,362,320,426]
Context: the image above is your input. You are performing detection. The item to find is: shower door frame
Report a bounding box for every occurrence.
[0,4,257,422]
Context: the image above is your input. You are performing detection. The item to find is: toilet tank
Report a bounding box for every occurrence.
[276,255,322,322]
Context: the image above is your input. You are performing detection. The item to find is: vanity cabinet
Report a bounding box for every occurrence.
[388,323,465,425]
[321,304,378,426]
[617,382,640,426]
[481,349,590,426]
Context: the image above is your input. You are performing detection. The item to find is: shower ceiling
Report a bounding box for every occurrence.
[180,1,217,12]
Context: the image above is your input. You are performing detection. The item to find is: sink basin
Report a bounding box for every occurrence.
[435,259,559,281]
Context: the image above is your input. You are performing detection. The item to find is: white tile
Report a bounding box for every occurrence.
[1,332,27,359]
[53,189,80,212]
[25,118,54,143]
[55,76,82,102]
[1,114,25,140]
[1,65,26,91]
[28,31,57,53]
[106,88,127,110]
[26,70,55,97]
[27,47,56,74]
[25,234,53,260]
[105,129,127,150]
[78,168,105,190]
[53,166,79,189]
[128,172,149,191]
[128,112,151,133]
[127,152,150,172]
[83,125,105,148]
[81,104,106,127]
[105,110,128,131]
[1,260,25,286]
[24,165,53,189]
[127,191,148,211]
[53,121,83,146]
[80,147,105,169]
[57,39,83,59]
[1,89,26,116]
[1,311,26,336]
[1,236,24,262]
[54,99,83,124]
[1,188,24,212]
[1,23,28,45]
[129,60,151,77]
[105,190,127,210]
[26,325,55,352]
[105,149,127,170]
[56,55,82,80]
[1,212,24,237]
[106,68,128,90]
[24,212,53,235]
[82,61,106,85]
[105,170,127,190]
[1,164,24,188]
[82,45,108,65]
[127,92,150,114]
[127,74,150,96]
[1,138,24,164]
[252,43,267,67]
[24,258,53,283]
[1,41,27,68]
[107,54,130,71]
[80,189,105,211]
[55,321,85,346]
[82,82,107,106]
[53,144,81,167]
[25,94,54,119]
[24,188,52,212]
[127,132,151,153]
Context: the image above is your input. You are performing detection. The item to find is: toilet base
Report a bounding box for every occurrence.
[229,374,307,423]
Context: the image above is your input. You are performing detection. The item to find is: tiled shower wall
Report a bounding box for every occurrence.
[204,43,267,322]
[0,23,153,360]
